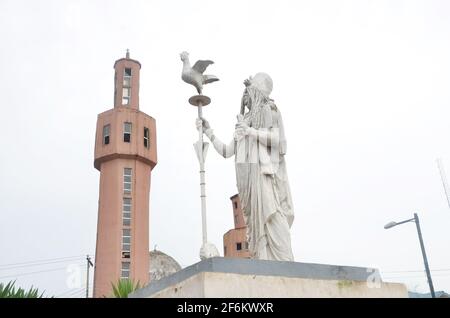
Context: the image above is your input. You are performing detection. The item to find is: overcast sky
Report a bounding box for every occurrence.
[1,0,450,297]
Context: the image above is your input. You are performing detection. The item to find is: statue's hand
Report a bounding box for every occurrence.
[196,117,211,132]
[234,121,249,139]
[236,119,249,132]
[200,117,211,130]
[234,127,247,139]
[235,119,257,139]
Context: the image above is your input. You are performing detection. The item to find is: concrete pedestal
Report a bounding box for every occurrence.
[129,257,407,298]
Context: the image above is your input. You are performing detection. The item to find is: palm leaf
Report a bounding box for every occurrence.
[0,280,48,298]
[110,279,141,298]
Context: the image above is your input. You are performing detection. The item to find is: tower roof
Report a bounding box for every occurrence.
[113,49,142,69]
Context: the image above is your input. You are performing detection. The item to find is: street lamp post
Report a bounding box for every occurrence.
[384,213,436,298]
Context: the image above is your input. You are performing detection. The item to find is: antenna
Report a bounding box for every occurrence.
[436,158,450,211]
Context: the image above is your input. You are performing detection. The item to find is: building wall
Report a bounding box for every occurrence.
[145,272,408,298]
[113,57,141,110]
[223,194,250,258]
[93,156,152,297]
[94,107,157,170]
[133,160,151,285]
[94,159,121,297]
[231,194,245,228]
[223,227,250,258]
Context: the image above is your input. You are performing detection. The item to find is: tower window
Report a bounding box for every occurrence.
[103,124,110,145]
[123,168,132,194]
[122,87,130,106]
[121,262,130,279]
[144,127,150,148]
[236,242,242,251]
[122,229,131,254]
[224,246,227,256]
[233,201,238,209]
[123,122,132,143]
[123,198,131,226]
[123,68,131,105]
[123,68,131,86]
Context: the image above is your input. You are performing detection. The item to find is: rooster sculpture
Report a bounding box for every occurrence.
[180,51,219,95]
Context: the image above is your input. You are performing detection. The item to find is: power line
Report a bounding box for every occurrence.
[55,282,87,296]
[384,273,450,279]
[0,258,87,271]
[0,263,85,280]
[70,292,87,298]
[0,255,90,268]
[56,285,87,298]
[64,288,87,298]
[56,288,83,298]
[383,268,450,274]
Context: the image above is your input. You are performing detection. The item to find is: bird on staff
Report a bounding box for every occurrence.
[180,51,219,95]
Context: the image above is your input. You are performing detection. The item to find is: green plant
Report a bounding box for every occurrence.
[110,279,141,298]
[0,280,46,298]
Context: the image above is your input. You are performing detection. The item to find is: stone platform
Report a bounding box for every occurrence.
[129,257,407,298]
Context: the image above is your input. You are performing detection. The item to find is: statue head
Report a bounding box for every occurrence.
[245,73,273,98]
[241,72,273,114]
[180,51,189,62]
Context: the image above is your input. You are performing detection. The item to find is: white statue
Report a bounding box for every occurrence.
[197,73,295,261]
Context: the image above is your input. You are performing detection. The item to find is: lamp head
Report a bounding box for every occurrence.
[384,221,397,229]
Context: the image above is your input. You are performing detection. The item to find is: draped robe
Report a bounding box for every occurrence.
[206,101,294,261]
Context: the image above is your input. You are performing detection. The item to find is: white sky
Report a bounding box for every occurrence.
[0,0,450,297]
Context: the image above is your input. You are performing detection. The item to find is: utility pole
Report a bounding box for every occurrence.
[413,213,436,298]
[86,255,93,298]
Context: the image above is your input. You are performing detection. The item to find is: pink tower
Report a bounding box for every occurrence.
[93,51,157,297]
[223,194,251,258]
